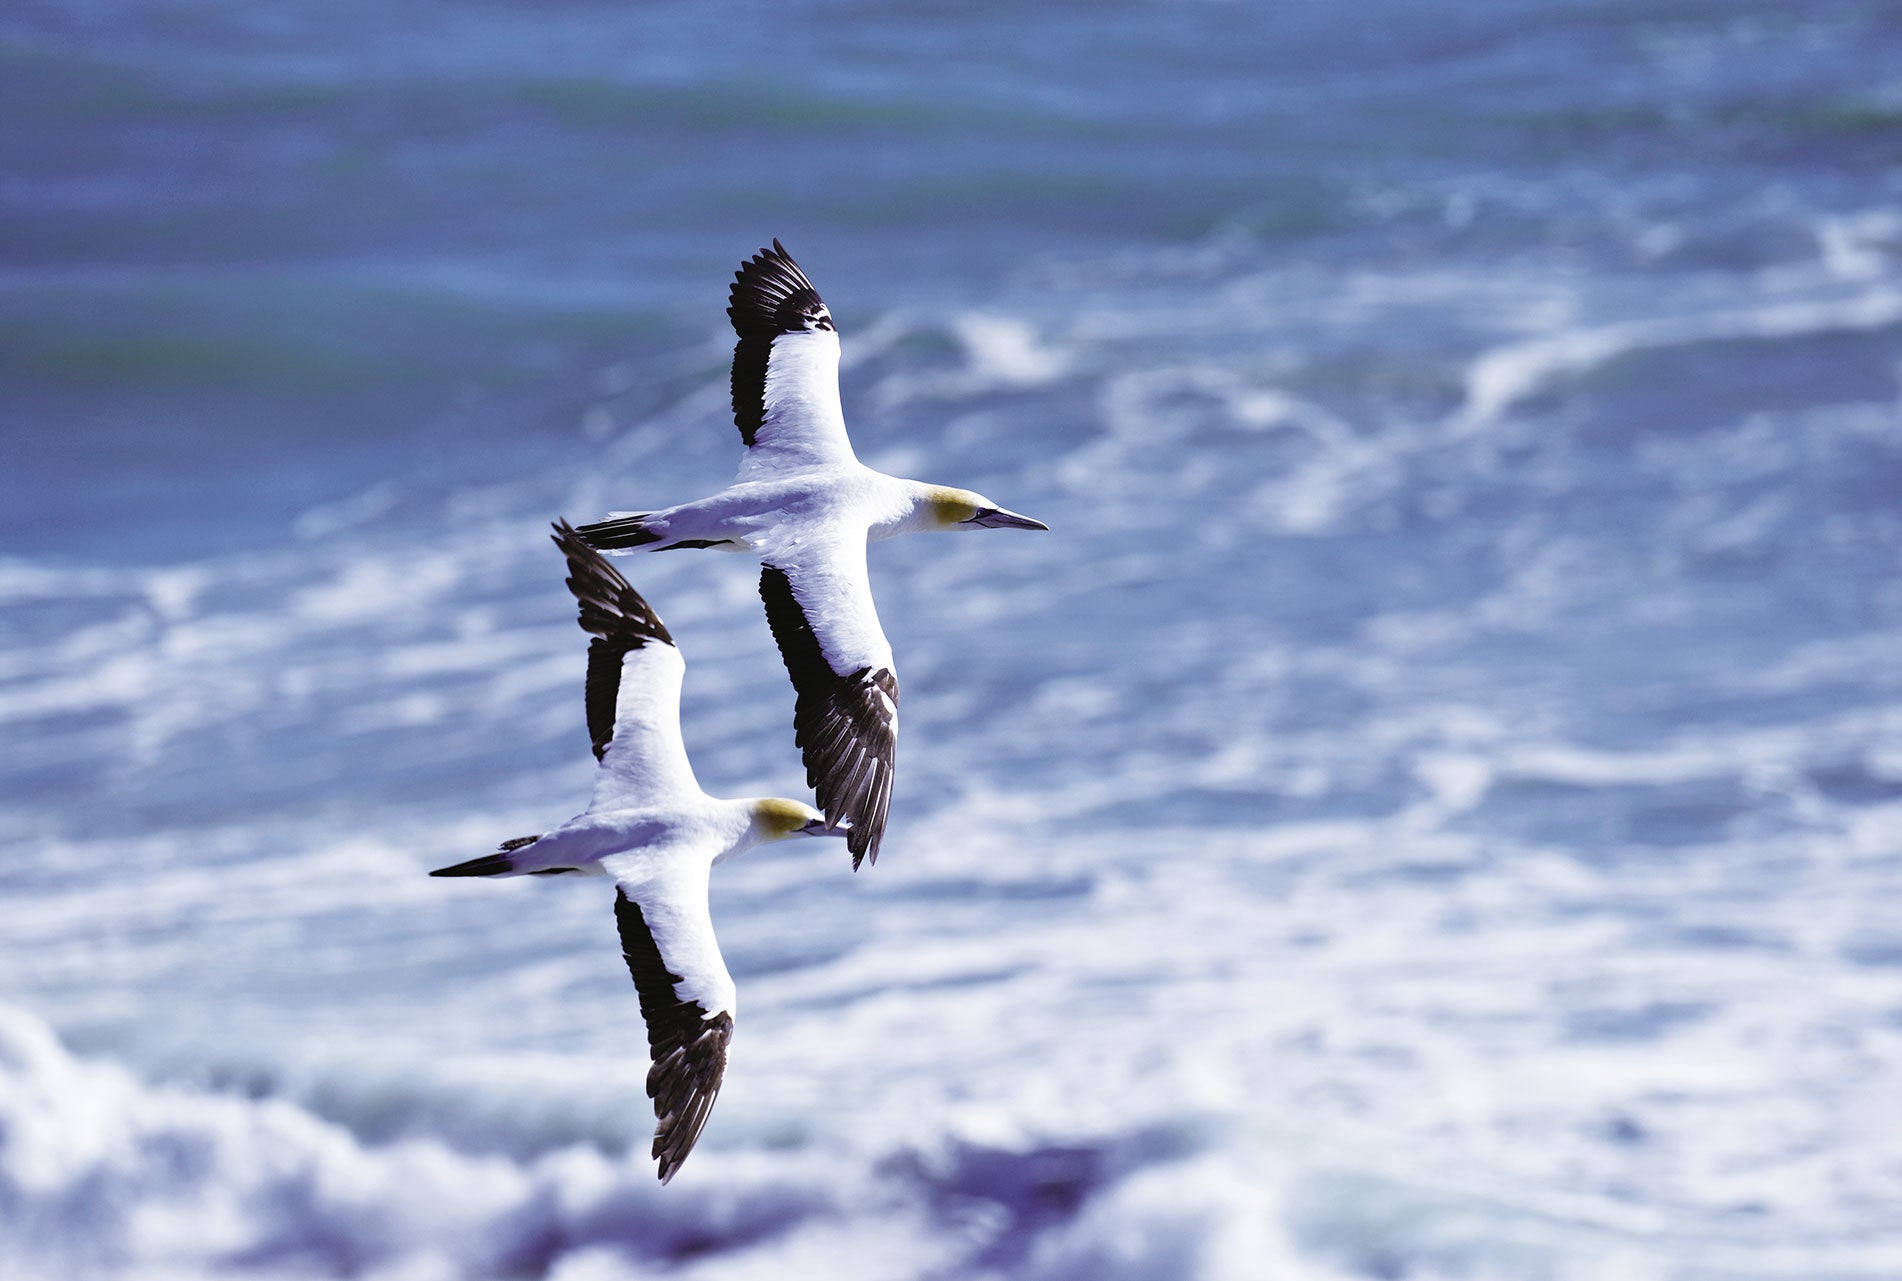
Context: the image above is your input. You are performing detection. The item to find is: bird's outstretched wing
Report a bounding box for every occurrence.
[614,873,736,1182]
[757,539,897,869]
[552,522,700,809]
[727,240,858,478]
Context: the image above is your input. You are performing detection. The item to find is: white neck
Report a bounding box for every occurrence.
[867,479,953,541]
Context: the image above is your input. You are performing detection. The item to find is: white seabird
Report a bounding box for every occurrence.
[576,240,1047,868]
[431,522,843,1183]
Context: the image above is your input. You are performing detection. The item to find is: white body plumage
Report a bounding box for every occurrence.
[577,241,1046,867]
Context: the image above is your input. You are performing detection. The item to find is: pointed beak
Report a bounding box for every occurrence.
[965,506,1049,531]
[799,818,848,838]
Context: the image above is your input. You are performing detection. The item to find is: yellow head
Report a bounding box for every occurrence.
[927,486,986,528]
[926,486,1049,533]
[751,797,831,842]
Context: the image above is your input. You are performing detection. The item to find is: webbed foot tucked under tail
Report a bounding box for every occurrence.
[430,834,546,878]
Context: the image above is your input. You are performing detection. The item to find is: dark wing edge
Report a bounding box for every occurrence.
[615,889,733,1183]
[758,564,897,869]
[551,521,675,761]
[728,240,833,447]
[727,239,827,338]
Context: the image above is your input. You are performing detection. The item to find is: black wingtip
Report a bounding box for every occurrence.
[656,1147,689,1183]
[728,241,828,339]
[551,521,675,648]
[849,828,880,872]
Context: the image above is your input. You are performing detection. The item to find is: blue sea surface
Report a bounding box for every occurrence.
[4,2,1902,1277]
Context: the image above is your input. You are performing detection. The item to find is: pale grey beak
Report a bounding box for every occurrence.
[799,818,848,837]
[965,506,1049,531]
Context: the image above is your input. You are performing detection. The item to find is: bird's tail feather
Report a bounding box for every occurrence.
[576,513,660,551]
[429,835,543,878]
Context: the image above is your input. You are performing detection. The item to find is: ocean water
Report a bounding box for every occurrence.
[5,2,1902,1277]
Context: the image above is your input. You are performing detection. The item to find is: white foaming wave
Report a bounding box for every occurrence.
[1038,355,1406,536]
[8,218,1902,1278]
[1814,208,1902,282]
[0,1002,855,1281]
[950,313,1070,386]
[1453,284,1902,432]
[1093,363,1352,444]
[0,1002,1313,1281]
[16,1003,1897,1281]
[0,512,626,792]
[27,756,1860,1277]
[862,309,1072,417]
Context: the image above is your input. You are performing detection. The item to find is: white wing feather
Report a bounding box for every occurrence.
[742,329,857,479]
[591,642,700,811]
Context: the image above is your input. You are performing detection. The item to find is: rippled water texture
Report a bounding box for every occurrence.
[5,2,1902,1278]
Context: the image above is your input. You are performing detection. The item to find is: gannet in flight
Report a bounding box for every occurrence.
[431,522,843,1183]
[576,240,1047,869]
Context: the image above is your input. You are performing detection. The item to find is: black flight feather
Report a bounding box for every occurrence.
[615,889,732,1183]
[728,240,834,446]
[758,563,897,869]
[551,521,674,762]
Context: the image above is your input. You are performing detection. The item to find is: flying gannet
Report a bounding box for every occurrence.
[576,240,1047,869]
[431,521,844,1182]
